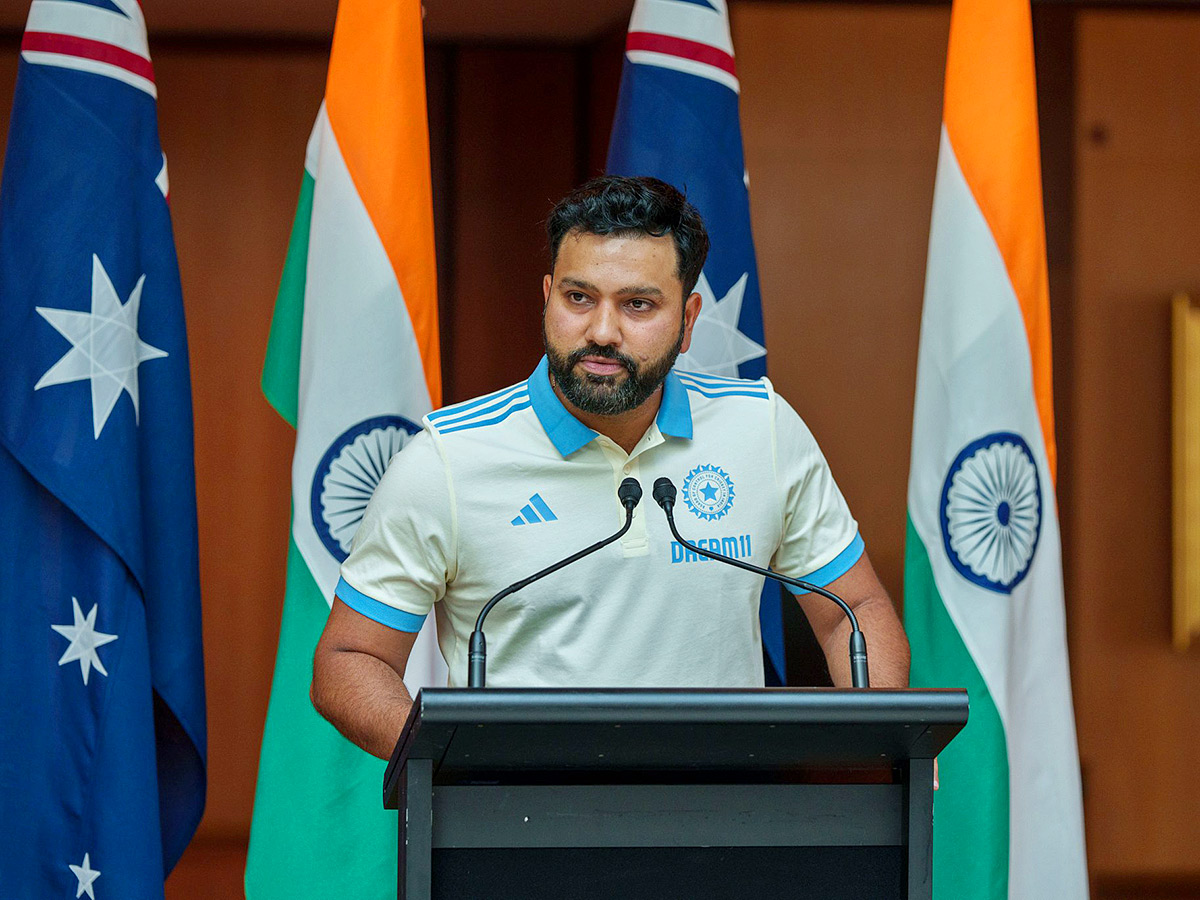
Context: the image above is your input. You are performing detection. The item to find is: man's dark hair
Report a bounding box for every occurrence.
[546,175,710,296]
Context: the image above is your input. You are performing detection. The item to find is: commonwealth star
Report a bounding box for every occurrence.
[51,597,118,686]
[35,253,168,439]
[678,270,766,377]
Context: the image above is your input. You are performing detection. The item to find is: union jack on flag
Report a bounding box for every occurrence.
[22,0,157,97]
[624,0,739,93]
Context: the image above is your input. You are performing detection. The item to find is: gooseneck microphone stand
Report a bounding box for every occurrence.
[467,477,643,688]
[651,477,871,688]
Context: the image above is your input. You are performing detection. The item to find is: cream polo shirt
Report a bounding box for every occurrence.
[336,356,864,688]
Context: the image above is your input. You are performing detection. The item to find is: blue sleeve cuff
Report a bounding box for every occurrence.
[790,532,865,593]
[336,576,428,633]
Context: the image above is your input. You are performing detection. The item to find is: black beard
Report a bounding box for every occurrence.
[543,322,685,417]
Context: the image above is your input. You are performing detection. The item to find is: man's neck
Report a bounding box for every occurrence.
[551,379,662,455]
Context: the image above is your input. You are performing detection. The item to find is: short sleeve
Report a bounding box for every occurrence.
[768,391,864,590]
[336,429,456,631]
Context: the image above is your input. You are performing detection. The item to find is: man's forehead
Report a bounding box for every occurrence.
[553,230,682,283]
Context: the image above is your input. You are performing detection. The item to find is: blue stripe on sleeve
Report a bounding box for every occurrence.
[790,532,865,592]
[336,576,428,632]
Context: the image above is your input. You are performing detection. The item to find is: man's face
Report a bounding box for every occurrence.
[542,231,702,417]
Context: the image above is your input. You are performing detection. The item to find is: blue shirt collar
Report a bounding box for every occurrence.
[528,356,693,457]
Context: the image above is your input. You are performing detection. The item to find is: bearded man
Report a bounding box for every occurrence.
[311,176,910,759]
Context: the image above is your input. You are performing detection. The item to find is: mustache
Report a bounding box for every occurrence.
[566,344,638,374]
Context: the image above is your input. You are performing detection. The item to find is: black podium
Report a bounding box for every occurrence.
[383,688,967,900]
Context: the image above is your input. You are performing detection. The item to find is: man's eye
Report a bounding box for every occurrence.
[628,298,651,311]
[567,291,588,303]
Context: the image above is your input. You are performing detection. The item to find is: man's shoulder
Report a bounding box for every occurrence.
[423,378,533,438]
[673,368,773,400]
[672,369,774,424]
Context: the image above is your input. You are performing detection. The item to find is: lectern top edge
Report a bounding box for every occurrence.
[383,688,969,806]
[412,687,969,725]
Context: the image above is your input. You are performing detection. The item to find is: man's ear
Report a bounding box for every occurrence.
[679,291,703,354]
[542,273,552,308]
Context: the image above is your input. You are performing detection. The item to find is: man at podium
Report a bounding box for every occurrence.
[311,176,910,758]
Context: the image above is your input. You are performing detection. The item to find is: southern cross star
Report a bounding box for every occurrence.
[677,269,767,377]
[51,597,118,686]
[68,852,101,899]
[35,254,168,439]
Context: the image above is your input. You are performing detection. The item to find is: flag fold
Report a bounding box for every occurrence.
[0,2,206,896]
[904,1,1088,896]
[246,1,446,896]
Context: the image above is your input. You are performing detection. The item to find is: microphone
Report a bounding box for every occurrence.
[467,477,643,687]
[652,477,870,688]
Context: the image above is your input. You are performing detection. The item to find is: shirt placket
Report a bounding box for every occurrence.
[595,427,663,557]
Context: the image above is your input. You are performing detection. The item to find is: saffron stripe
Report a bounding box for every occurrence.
[625,32,736,77]
[21,32,154,83]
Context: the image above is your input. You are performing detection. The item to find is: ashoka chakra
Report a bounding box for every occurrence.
[938,431,1042,594]
[310,415,421,562]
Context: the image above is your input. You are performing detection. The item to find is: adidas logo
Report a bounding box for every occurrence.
[511,493,558,526]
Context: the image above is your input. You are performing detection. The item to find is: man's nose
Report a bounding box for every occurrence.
[585,300,620,347]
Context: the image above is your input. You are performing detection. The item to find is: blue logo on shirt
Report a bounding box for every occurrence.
[682,464,735,521]
[511,493,558,526]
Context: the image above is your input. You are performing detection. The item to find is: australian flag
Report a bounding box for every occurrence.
[607,0,794,682]
[0,2,206,897]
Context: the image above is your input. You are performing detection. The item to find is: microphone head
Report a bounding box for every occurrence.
[652,477,677,509]
[617,477,642,510]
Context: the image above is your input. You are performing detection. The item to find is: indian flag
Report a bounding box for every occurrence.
[904,0,1088,897]
[245,1,447,897]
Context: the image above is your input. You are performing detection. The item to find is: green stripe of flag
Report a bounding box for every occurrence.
[247,163,399,898]
[904,515,1009,900]
[261,171,314,428]
[245,534,396,899]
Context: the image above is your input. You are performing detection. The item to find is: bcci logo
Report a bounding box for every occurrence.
[682,464,735,521]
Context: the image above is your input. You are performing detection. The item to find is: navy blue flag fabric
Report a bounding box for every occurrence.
[0,2,206,897]
[606,0,787,681]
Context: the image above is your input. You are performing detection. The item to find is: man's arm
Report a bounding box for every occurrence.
[794,549,909,688]
[311,598,419,759]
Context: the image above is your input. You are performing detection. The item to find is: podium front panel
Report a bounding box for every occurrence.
[431,846,904,899]
[388,689,967,900]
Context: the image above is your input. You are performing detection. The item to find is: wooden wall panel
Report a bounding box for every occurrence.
[1073,10,1200,878]
[154,44,329,838]
[731,3,950,599]
[447,48,582,401]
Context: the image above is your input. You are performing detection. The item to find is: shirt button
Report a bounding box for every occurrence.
[623,464,632,474]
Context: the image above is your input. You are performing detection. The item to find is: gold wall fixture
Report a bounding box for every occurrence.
[1173,293,1200,651]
